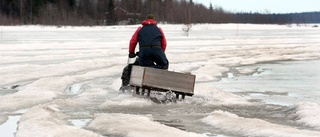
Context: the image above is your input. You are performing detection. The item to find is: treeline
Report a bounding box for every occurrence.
[233,12,320,24]
[1,0,319,26]
[0,0,113,25]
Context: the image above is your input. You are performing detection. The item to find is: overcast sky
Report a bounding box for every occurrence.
[197,0,320,13]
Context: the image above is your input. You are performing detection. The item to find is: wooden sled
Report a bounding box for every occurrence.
[129,66,196,100]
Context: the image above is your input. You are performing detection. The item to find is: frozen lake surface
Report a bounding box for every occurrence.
[215,59,320,106]
[0,24,320,137]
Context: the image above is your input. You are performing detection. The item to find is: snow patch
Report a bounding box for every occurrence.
[201,110,320,137]
[87,113,207,137]
[0,115,7,124]
[16,105,99,137]
[192,64,229,82]
[288,102,320,130]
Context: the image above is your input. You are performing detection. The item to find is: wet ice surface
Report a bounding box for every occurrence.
[68,119,92,128]
[215,60,320,106]
[0,116,20,137]
[1,24,320,136]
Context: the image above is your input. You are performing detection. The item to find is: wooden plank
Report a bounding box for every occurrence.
[130,66,196,95]
[143,67,195,94]
[130,66,145,87]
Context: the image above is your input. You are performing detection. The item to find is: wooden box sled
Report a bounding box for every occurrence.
[130,66,196,100]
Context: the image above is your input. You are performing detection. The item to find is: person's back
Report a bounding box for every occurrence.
[138,25,162,46]
[129,14,169,69]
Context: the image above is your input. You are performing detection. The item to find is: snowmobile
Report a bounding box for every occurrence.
[120,53,196,103]
[120,53,140,92]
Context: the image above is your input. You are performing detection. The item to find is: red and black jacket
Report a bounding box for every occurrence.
[129,19,167,54]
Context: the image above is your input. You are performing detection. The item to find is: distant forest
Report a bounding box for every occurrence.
[1,0,319,26]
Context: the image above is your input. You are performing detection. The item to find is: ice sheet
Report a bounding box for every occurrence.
[0,24,319,136]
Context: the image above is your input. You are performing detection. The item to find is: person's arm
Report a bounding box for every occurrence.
[159,27,167,52]
[129,26,142,54]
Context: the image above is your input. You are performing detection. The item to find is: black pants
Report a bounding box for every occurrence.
[138,46,169,69]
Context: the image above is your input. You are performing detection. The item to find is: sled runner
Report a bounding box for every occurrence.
[129,66,196,100]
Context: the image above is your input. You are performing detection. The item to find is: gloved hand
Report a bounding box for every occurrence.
[128,53,136,58]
